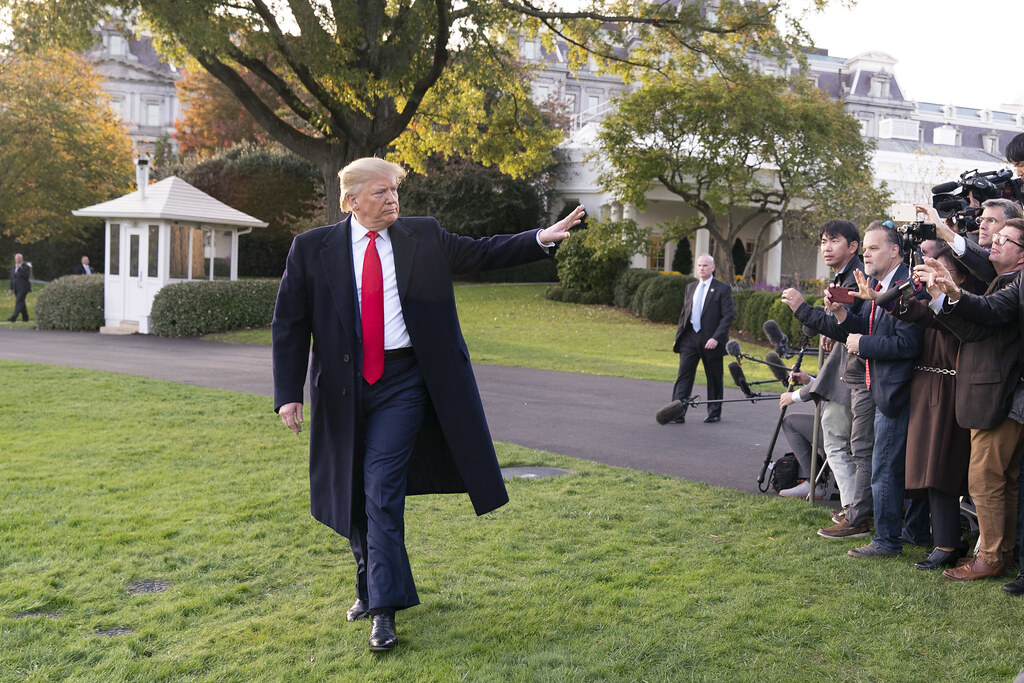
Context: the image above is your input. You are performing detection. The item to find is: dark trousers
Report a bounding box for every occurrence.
[671,334,723,419]
[348,354,428,611]
[9,291,28,321]
[928,488,962,550]
[781,412,826,480]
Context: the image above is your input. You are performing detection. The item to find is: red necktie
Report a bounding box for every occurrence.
[361,232,384,385]
[865,283,882,389]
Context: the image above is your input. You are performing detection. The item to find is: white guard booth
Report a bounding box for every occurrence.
[73,158,268,334]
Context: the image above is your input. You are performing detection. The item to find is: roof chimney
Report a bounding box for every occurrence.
[135,155,150,199]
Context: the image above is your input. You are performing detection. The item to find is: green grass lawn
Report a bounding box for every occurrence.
[207,283,817,384]
[1,361,1021,681]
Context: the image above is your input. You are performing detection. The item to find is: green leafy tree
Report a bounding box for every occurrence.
[0,49,133,242]
[2,1,827,223]
[596,72,890,283]
[399,156,548,238]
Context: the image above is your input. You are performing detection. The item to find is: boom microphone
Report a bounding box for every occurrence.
[729,362,755,398]
[725,339,743,359]
[763,319,789,356]
[764,351,791,386]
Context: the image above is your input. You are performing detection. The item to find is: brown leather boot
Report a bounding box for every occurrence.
[943,556,1005,581]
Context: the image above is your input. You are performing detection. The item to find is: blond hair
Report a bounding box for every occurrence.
[339,157,408,212]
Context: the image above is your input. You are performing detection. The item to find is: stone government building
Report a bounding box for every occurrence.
[526,37,1024,284]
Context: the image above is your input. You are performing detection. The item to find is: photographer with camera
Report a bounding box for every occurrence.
[918,218,1024,585]
[914,199,1022,285]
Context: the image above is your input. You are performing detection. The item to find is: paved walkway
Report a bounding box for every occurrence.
[0,328,813,495]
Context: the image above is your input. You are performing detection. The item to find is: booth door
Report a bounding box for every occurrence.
[124,225,149,323]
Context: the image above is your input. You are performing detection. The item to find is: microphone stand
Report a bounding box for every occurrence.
[683,394,780,407]
[806,339,826,506]
[758,334,812,492]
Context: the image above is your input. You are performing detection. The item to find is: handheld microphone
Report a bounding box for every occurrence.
[729,362,756,398]
[725,339,743,360]
[764,351,791,386]
[762,319,789,356]
[931,181,961,194]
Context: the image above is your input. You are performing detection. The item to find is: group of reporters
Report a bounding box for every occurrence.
[774,168,1024,594]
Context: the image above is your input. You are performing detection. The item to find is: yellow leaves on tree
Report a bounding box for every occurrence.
[0,49,134,242]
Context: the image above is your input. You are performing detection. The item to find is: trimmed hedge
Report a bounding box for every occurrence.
[35,274,104,331]
[544,285,607,305]
[639,274,696,324]
[150,279,280,337]
[552,229,630,305]
[613,268,659,309]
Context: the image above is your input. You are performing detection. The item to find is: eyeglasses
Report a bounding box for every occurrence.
[994,233,1024,249]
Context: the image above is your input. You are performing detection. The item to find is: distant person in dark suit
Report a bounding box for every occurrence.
[7,253,31,322]
[74,256,94,275]
[665,253,734,424]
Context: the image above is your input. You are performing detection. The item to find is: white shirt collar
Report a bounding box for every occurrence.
[878,263,900,292]
[350,215,389,244]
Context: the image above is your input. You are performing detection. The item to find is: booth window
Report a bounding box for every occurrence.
[148,225,159,278]
[109,223,120,275]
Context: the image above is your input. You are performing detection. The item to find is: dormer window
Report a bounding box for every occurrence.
[983,132,1000,155]
[869,73,891,99]
[108,34,125,56]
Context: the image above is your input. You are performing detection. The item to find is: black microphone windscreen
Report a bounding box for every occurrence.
[875,281,912,309]
[763,319,788,348]
[725,339,742,358]
[764,351,790,385]
[931,181,961,194]
[729,361,754,398]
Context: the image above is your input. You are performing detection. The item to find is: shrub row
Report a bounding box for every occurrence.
[732,289,820,344]
[551,229,631,305]
[150,279,280,337]
[613,268,659,309]
[35,274,105,331]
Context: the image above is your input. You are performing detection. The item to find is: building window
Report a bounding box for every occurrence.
[565,92,577,111]
[983,133,1000,155]
[869,75,890,99]
[146,102,161,127]
[108,97,124,119]
[522,41,536,60]
[587,94,600,111]
[648,235,665,271]
[108,34,125,56]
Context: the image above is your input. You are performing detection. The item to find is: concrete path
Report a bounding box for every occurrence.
[0,328,813,495]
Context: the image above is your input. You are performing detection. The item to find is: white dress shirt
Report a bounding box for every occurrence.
[351,217,411,350]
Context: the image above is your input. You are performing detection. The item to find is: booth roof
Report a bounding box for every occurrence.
[72,176,268,228]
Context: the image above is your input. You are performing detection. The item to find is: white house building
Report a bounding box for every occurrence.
[526,38,1024,284]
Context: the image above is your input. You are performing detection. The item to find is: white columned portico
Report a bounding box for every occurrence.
[693,228,711,277]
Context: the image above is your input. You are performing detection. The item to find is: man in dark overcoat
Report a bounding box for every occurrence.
[7,253,31,322]
[272,156,583,652]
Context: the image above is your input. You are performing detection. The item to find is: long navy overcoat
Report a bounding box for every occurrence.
[272,216,550,537]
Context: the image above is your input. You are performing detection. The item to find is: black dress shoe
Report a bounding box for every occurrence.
[703,415,720,423]
[346,598,370,622]
[369,612,397,651]
[1003,570,1024,595]
[914,547,963,570]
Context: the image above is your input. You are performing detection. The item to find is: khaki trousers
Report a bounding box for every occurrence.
[969,418,1024,567]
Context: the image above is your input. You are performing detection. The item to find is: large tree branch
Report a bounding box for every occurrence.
[497,0,780,34]
[197,51,327,159]
[248,0,347,122]
[383,0,450,142]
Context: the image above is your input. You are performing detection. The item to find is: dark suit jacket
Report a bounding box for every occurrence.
[8,263,31,296]
[74,264,92,275]
[272,217,552,538]
[956,238,996,284]
[949,269,1024,367]
[939,271,1020,429]
[794,255,867,381]
[672,277,734,356]
[839,262,924,417]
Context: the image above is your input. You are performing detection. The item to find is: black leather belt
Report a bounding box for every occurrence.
[384,347,415,360]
